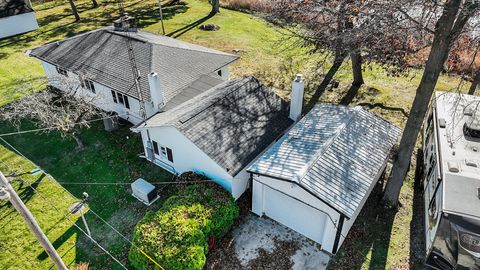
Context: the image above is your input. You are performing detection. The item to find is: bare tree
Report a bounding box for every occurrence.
[270,0,365,93]
[382,0,480,206]
[0,77,107,149]
[469,70,480,95]
[69,0,80,21]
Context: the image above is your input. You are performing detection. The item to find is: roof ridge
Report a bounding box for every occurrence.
[141,77,255,128]
[151,39,238,58]
[294,106,360,183]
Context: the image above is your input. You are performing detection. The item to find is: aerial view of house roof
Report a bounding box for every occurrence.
[248,104,402,218]
[0,0,32,18]
[141,76,293,176]
[29,27,239,105]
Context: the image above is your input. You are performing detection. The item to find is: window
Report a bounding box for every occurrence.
[56,66,68,76]
[162,146,174,162]
[111,91,130,109]
[151,141,174,163]
[152,141,159,155]
[81,79,96,93]
[111,90,118,103]
[217,69,222,77]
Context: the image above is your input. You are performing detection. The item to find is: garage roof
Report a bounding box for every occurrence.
[248,104,401,218]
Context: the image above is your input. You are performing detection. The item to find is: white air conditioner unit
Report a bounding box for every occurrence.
[131,178,159,206]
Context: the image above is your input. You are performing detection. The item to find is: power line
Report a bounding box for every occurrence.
[86,208,166,270]
[0,136,167,269]
[0,155,128,270]
[56,180,214,185]
[27,184,129,270]
[0,114,127,137]
[0,170,69,270]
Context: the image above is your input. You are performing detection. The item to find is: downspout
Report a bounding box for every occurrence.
[332,214,345,254]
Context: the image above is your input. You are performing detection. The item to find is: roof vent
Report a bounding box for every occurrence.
[466,160,478,168]
[113,13,138,32]
[447,161,460,173]
[438,118,446,128]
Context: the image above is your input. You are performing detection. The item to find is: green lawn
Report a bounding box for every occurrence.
[0,0,469,269]
[0,121,170,269]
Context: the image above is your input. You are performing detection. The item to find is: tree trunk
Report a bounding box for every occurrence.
[91,0,98,8]
[350,50,364,86]
[72,133,84,149]
[69,0,81,21]
[211,0,220,14]
[468,71,480,95]
[382,0,476,207]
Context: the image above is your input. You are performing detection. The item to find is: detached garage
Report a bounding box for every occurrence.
[248,104,401,254]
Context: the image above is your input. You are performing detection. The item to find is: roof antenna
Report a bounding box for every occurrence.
[114,0,147,120]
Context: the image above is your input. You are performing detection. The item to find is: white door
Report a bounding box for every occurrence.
[259,182,328,245]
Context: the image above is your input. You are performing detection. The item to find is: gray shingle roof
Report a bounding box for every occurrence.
[29,27,239,105]
[248,104,401,218]
[142,77,293,176]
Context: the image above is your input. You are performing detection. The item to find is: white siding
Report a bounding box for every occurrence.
[0,12,39,39]
[212,66,230,81]
[252,174,341,253]
[139,126,235,194]
[39,60,156,125]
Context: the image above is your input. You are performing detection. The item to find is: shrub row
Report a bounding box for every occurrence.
[129,174,239,270]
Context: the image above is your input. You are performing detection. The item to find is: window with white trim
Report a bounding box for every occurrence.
[56,66,68,76]
[111,90,130,109]
[81,79,96,93]
[152,140,173,163]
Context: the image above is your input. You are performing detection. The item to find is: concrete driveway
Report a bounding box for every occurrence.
[207,213,331,270]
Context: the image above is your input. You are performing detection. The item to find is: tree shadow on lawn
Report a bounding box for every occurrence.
[167,12,214,38]
[0,0,189,51]
[409,149,426,269]
[0,120,172,268]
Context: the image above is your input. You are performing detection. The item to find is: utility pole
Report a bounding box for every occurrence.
[0,170,68,270]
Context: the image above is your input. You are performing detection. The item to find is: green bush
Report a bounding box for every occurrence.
[128,176,239,270]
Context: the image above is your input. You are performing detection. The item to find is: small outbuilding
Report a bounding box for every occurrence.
[0,0,39,38]
[247,103,401,254]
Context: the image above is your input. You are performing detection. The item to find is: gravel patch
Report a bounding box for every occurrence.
[207,213,330,270]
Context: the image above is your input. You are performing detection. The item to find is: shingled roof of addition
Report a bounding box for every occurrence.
[248,104,401,218]
[142,77,293,176]
[29,27,239,105]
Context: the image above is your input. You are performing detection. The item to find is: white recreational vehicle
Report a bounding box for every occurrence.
[422,92,480,269]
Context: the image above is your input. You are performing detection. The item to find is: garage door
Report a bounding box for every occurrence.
[260,183,328,245]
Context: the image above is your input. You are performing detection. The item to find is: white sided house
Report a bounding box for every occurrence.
[247,104,401,254]
[0,0,38,38]
[27,25,238,125]
[132,77,294,199]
